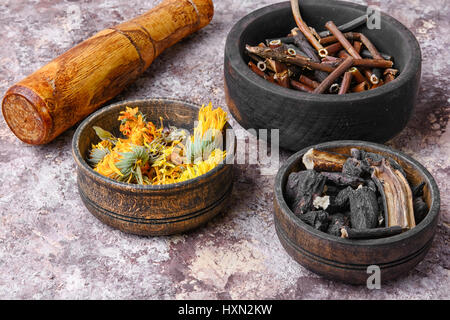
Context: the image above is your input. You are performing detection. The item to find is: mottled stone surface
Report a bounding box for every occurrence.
[0,0,448,299]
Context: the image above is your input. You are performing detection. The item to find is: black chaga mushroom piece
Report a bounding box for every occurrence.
[285,170,327,215]
[320,172,365,188]
[348,186,379,229]
[326,213,349,237]
[412,182,426,198]
[333,186,353,206]
[300,210,330,231]
[342,157,364,177]
[411,181,428,223]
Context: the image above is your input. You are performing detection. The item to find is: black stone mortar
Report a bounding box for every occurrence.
[224,0,422,151]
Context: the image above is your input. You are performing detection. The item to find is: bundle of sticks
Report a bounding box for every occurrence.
[245,0,398,94]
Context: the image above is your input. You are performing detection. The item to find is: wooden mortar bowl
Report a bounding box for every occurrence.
[273,141,440,284]
[224,0,422,151]
[72,98,234,236]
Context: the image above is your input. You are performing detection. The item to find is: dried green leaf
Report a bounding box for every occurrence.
[93,126,117,144]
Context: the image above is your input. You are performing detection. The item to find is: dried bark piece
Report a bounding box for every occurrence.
[302,148,348,172]
[371,159,416,229]
[285,170,327,215]
[300,211,330,231]
[348,186,379,229]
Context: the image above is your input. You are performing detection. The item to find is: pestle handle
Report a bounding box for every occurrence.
[2,0,214,145]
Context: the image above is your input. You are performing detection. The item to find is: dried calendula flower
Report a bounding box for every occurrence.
[88,103,228,185]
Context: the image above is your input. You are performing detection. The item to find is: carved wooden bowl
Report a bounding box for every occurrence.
[224,0,422,151]
[273,141,440,284]
[72,98,234,236]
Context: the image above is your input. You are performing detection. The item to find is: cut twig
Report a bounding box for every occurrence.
[314,56,354,94]
[353,41,362,54]
[349,67,365,83]
[352,81,369,92]
[352,59,393,68]
[338,71,353,94]
[325,42,344,55]
[274,70,291,88]
[299,74,320,88]
[290,79,314,92]
[246,45,335,73]
[319,32,359,45]
[384,68,398,83]
[248,61,276,83]
[358,33,383,60]
[291,28,329,82]
[266,37,295,46]
[268,39,282,49]
[325,21,361,59]
[290,0,328,57]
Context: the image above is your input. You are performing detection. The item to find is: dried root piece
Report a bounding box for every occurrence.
[371,159,416,229]
[302,148,348,172]
[340,226,403,239]
[286,170,327,215]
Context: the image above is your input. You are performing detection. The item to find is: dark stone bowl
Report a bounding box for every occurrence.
[224,0,421,151]
[72,98,234,236]
[273,141,440,284]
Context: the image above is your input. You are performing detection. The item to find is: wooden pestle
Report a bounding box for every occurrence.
[1,0,214,145]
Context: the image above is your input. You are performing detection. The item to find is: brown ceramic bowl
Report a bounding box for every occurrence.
[273,141,440,284]
[72,98,234,236]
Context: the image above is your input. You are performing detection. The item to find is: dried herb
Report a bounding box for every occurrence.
[88,104,227,185]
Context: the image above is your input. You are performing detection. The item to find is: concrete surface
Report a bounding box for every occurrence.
[0,0,448,299]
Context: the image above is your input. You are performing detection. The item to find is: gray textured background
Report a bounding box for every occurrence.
[0,0,448,299]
